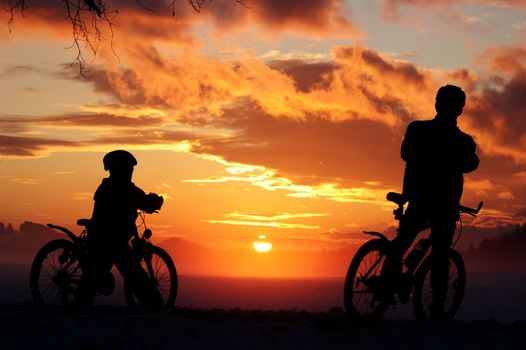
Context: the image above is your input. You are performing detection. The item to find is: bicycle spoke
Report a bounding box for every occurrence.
[346,243,387,318]
[31,240,80,306]
[413,251,465,321]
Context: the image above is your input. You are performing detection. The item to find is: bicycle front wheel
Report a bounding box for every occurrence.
[30,239,82,306]
[344,239,389,321]
[124,245,178,308]
[412,249,466,321]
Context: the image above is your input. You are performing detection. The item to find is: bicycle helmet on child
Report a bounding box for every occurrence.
[103,150,137,171]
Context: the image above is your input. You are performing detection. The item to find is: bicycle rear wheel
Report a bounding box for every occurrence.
[30,239,82,306]
[412,249,466,321]
[124,245,177,308]
[344,239,389,321]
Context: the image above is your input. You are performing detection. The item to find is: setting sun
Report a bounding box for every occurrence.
[252,235,272,253]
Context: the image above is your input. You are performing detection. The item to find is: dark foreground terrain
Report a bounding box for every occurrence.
[1,304,526,350]
[1,264,526,349]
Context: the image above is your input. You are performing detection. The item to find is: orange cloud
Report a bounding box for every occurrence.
[200,0,363,38]
[204,219,320,230]
[382,0,526,20]
[80,44,439,129]
[0,125,199,158]
[477,45,526,76]
[462,45,526,163]
[2,0,362,49]
[77,43,526,233]
[0,43,475,194]
[3,37,526,233]
[226,213,328,221]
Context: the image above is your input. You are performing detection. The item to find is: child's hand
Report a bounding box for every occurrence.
[144,193,163,213]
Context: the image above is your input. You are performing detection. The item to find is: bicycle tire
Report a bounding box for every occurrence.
[30,239,81,306]
[344,239,390,321]
[412,249,466,321]
[124,245,178,308]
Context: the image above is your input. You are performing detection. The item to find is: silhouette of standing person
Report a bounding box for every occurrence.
[74,150,164,307]
[392,85,479,320]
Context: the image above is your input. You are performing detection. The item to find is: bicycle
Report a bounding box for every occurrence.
[29,211,177,308]
[343,192,482,321]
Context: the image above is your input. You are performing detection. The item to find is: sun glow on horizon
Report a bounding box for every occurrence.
[252,235,272,253]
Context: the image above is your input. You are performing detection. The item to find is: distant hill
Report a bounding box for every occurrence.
[3,219,525,276]
[4,218,526,276]
[0,220,356,277]
[0,221,59,263]
[462,224,526,272]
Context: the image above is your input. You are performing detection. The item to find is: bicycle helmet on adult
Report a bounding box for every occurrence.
[103,150,137,171]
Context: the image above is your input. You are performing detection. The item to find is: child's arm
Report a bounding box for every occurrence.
[133,186,164,213]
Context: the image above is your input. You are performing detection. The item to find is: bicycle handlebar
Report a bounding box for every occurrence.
[459,201,483,216]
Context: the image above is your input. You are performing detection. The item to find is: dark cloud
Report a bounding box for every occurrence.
[0,113,164,129]
[0,134,81,156]
[248,0,360,36]
[0,65,43,79]
[0,125,195,157]
[3,0,361,44]
[200,0,362,37]
[465,46,526,157]
[89,129,197,146]
[516,207,526,217]
[268,60,335,92]
[479,73,526,140]
[359,86,414,124]
[381,0,526,20]
[62,65,149,106]
[2,0,195,46]
[335,46,427,88]
[362,50,425,86]
[193,102,404,186]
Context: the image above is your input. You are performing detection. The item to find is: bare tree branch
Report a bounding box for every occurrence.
[7,0,27,32]
[5,0,247,77]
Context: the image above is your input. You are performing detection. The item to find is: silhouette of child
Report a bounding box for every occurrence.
[74,150,164,307]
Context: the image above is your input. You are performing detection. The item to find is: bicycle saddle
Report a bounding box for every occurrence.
[77,218,92,227]
[386,192,408,206]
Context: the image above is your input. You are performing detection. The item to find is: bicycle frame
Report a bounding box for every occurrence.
[344,193,483,321]
[34,210,176,308]
[43,212,155,298]
[47,223,84,243]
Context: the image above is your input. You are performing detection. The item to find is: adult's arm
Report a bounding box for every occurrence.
[401,121,417,162]
[459,134,479,173]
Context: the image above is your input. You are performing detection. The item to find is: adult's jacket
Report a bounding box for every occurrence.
[401,117,479,209]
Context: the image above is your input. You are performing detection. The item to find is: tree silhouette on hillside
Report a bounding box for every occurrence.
[464,224,526,272]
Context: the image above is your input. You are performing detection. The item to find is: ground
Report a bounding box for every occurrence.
[1,305,526,350]
[1,264,526,349]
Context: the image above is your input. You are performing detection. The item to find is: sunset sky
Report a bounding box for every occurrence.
[1,0,525,258]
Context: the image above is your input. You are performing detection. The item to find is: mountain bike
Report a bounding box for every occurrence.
[343,192,482,321]
[29,211,177,308]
